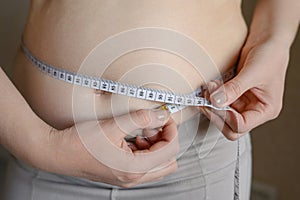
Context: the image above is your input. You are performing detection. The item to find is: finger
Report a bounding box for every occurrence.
[134,135,152,150]
[238,109,270,132]
[200,107,246,141]
[148,118,178,151]
[123,118,178,174]
[121,109,169,132]
[127,142,138,151]
[142,127,162,138]
[142,128,162,143]
[207,108,241,133]
[132,118,178,165]
[202,104,269,140]
[106,109,170,141]
[230,97,248,112]
[136,126,171,150]
[210,96,270,134]
[206,80,221,95]
[134,119,177,153]
[209,73,253,108]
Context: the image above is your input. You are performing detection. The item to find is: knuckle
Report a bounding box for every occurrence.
[136,110,152,127]
[224,133,239,141]
[226,80,243,97]
[269,103,283,120]
[221,129,235,141]
[264,101,283,121]
[226,133,243,141]
[223,129,248,141]
[237,125,250,134]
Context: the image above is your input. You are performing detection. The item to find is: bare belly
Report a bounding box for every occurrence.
[12,0,247,129]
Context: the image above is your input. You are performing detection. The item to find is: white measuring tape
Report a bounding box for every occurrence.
[21,42,240,200]
[21,44,235,113]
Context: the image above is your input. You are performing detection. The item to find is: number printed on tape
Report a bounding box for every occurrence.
[109,83,118,93]
[91,79,100,89]
[100,81,109,91]
[155,92,166,102]
[118,84,127,95]
[22,41,239,200]
[137,88,147,99]
[146,90,156,101]
[127,87,137,97]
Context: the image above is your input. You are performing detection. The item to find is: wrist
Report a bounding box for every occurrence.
[248,0,299,49]
[248,26,297,49]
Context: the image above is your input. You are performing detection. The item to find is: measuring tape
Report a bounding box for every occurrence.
[21,44,235,113]
[21,42,240,199]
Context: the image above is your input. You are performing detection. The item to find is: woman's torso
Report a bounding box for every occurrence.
[12,0,247,129]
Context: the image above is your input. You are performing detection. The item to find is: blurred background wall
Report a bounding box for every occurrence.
[242,1,300,200]
[0,0,30,197]
[0,1,299,199]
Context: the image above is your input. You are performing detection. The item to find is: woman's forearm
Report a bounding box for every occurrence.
[249,0,300,47]
[0,67,50,164]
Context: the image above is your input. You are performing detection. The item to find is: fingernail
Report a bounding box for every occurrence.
[143,128,160,138]
[153,109,169,121]
[207,81,218,92]
[211,91,227,105]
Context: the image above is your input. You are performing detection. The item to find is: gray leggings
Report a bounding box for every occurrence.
[2,117,252,200]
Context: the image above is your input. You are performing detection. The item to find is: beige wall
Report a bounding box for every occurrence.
[0,1,299,200]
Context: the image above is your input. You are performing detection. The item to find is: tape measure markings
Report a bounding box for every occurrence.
[22,42,240,200]
[22,43,235,113]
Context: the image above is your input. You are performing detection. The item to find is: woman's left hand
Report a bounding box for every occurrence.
[200,35,291,141]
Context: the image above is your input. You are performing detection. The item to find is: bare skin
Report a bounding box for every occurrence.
[201,0,299,140]
[0,0,299,188]
[12,0,247,129]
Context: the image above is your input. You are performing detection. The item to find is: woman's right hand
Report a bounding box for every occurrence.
[31,109,179,188]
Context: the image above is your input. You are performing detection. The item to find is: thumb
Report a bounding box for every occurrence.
[210,74,252,107]
[111,109,170,140]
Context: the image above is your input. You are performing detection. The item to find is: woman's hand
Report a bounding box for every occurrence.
[200,36,290,141]
[0,67,178,188]
[30,109,179,188]
[200,0,299,141]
